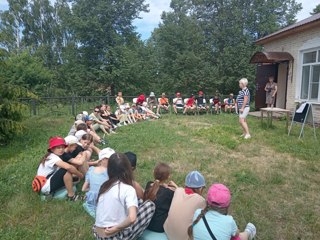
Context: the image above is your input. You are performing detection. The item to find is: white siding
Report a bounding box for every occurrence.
[263,27,320,122]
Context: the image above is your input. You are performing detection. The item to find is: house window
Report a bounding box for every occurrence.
[300,49,320,101]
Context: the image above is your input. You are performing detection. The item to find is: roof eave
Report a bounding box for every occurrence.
[256,20,320,45]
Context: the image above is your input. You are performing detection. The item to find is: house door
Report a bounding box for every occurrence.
[255,64,278,110]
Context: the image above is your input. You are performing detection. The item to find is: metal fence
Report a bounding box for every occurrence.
[19,94,233,117]
[19,95,126,117]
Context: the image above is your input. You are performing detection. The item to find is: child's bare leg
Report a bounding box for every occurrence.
[63,172,75,197]
[240,223,256,240]
[173,106,177,113]
[78,161,89,174]
[90,132,101,143]
[99,125,109,134]
[239,232,250,240]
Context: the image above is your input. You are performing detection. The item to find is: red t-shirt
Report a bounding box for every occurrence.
[136,95,145,105]
[186,97,195,106]
[185,187,194,195]
[213,98,220,105]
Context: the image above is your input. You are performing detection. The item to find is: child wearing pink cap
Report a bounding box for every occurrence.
[189,183,256,240]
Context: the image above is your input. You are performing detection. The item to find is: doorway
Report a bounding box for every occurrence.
[255,64,278,110]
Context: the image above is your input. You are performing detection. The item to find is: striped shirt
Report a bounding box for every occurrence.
[237,87,250,108]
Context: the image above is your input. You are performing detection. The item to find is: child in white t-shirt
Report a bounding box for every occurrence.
[93,153,155,239]
[36,136,84,201]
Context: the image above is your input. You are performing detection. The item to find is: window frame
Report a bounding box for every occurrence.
[299,48,320,102]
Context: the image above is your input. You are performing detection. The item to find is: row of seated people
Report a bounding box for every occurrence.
[33,134,257,240]
[69,103,162,144]
[118,91,238,115]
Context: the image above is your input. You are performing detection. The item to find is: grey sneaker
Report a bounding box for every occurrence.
[245,223,256,240]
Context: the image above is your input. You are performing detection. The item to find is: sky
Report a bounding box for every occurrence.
[0,0,319,40]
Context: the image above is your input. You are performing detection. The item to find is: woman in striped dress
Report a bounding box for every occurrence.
[237,78,251,139]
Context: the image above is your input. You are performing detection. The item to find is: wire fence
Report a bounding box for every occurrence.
[18,95,115,117]
[19,94,234,117]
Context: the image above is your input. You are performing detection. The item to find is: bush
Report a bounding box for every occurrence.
[0,83,36,144]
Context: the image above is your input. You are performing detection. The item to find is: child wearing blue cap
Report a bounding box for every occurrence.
[164,171,206,240]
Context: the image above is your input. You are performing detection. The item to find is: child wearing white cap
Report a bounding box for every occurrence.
[62,135,86,163]
[60,136,88,175]
[82,147,115,218]
[164,171,206,240]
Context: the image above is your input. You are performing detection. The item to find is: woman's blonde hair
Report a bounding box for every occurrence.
[239,78,248,87]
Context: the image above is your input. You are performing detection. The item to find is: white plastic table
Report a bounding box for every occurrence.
[260,107,291,132]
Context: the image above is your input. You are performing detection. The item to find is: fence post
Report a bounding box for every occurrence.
[107,87,111,105]
[31,99,37,116]
[72,96,75,116]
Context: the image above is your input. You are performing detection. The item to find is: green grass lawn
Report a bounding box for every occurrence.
[0,113,319,240]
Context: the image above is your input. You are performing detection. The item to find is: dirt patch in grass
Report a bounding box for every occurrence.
[184,121,213,127]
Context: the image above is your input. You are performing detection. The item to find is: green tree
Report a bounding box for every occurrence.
[0,49,37,143]
[310,4,320,15]
[0,0,304,98]
[149,0,302,95]
[23,0,57,66]
[148,0,215,95]
[0,51,54,96]
[60,0,150,95]
[0,0,28,51]
[71,0,148,65]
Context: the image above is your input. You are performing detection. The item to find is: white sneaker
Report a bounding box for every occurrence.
[240,134,245,137]
[245,223,256,240]
[244,134,251,139]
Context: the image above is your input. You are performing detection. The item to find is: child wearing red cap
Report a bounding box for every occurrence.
[196,91,208,112]
[36,136,84,201]
[136,93,146,106]
[189,183,256,240]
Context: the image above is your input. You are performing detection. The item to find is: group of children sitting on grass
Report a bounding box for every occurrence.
[131,91,237,115]
[33,121,257,240]
[31,89,253,240]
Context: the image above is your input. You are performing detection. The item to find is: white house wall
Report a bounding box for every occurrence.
[262,27,320,122]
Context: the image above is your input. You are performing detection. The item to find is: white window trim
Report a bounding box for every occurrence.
[296,47,320,104]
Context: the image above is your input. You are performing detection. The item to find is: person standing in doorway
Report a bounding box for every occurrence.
[264,76,278,108]
[237,78,251,139]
